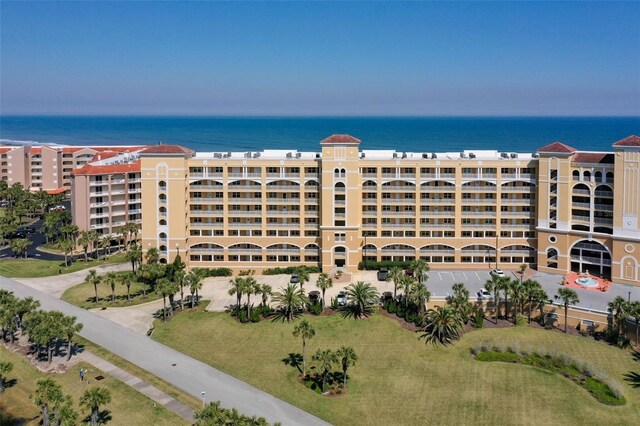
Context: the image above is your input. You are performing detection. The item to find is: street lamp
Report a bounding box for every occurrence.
[201,390,206,407]
[364,234,367,269]
[175,243,180,258]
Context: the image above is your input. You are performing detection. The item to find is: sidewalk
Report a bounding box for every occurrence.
[79,351,195,422]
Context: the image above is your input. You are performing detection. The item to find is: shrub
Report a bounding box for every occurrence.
[250,308,261,323]
[515,314,527,327]
[473,308,484,329]
[263,266,321,275]
[330,297,339,310]
[238,309,249,323]
[308,302,322,316]
[192,267,232,277]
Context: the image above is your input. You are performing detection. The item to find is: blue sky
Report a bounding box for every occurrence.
[1,1,638,116]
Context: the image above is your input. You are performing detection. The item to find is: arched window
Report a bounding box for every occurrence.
[572,170,580,181]
[594,171,602,182]
[159,232,167,240]
[159,219,167,226]
[606,172,614,183]
[158,180,167,189]
[583,171,591,181]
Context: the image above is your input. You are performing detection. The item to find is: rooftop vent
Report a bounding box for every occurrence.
[532,153,540,158]
[469,153,476,159]
[422,153,429,159]
[295,153,302,159]
[392,153,398,159]
[501,152,509,159]
[460,152,467,159]
[432,153,437,159]
[510,153,518,159]
[402,152,407,159]
[286,153,293,159]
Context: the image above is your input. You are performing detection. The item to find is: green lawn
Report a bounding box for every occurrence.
[0,253,127,278]
[0,346,188,426]
[61,273,162,309]
[152,310,640,426]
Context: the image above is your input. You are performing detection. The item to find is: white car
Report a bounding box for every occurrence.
[477,288,493,300]
[336,291,347,307]
[490,268,506,278]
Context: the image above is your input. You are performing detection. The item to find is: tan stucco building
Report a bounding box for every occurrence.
[136,134,640,287]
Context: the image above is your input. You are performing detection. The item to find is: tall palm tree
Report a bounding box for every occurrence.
[522,279,542,323]
[0,361,13,393]
[78,232,90,263]
[104,272,118,303]
[59,239,74,267]
[174,269,187,311]
[120,272,135,303]
[336,346,357,388]
[630,300,640,348]
[608,296,630,342]
[450,282,472,323]
[292,319,316,376]
[194,401,228,425]
[315,273,333,311]
[145,247,160,264]
[312,348,337,391]
[485,275,507,323]
[33,378,63,426]
[100,236,111,261]
[271,284,309,322]
[79,387,111,426]
[499,277,512,320]
[387,266,404,300]
[344,281,380,319]
[410,258,430,284]
[258,284,272,311]
[296,267,311,290]
[186,271,203,309]
[509,278,525,322]
[228,277,246,309]
[60,315,83,361]
[400,276,416,307]
[244,277,259,318]
[85,270,102,305]
[156,278,177,321]
[556,287,579,333]
[125,244,142,273]
[419,305,465,346]
[411,283,431,313]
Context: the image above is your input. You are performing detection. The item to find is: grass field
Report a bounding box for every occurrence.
[0,253,127,278]
[61,272,162,309]
[152,310,640,426]
[0,346,188,426]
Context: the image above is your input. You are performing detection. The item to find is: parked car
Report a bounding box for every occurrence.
[0,201,9,207]
[476,288,493,300]
[290,273,300,285]
[19,226,36,234]
[490,268,506,278]
[381,291,393,302]
[377,267,389,281]
[308,291,320,304]
[336,291,347,307]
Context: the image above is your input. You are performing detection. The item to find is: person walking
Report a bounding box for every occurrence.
[80,368,86,382]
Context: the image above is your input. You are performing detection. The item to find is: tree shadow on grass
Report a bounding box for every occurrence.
[623,371,640,388]
[338,304,374,320]
[631,350,639,363]
[2,378,17,390]
[281,353,303,374]
[83,410,112,425]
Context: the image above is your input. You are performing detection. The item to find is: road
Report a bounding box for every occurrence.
[0,276,330,426]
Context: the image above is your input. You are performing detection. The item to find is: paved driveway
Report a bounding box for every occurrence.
[0,276,329,426]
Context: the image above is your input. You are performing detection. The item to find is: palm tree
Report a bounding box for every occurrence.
[450,283,472,323]
[292,319,316,376]
[186,271,203,309]
[59,239,73,266]
[10,237,31,259]
[120,272,135,302]
[344,281,379,319]
[156,278,177,321]
[174,269,186,311]
[228,277,246,309]
[78,232,90,263]
[145,247,160,264]
[410,258,430,284]
[411,283,431,313]
[523,279,542,323]
[194,401,228,425]
[60,315,83,361]
[100,236,111,260]
[79,387,111,426]
[34,378,63,426]
[86,270,102,305]
[258,284,272,311]
[387,266,404,300]
[420,305,464,346]
[485,275,507,323]
[296,267,311,290]
[499,277,512,320]
[315,273,333,311]
[271,284,309,322]
[244,277,259,318]
[0,361,13,393]
[608,296,630,342]
[52,394,78,426]
[335,346,357,388]
[509,278,525,322]
[556,287,579,333]
[630,300,640,348]
[312,348,337,391]
[104,272,118,303]
[125,244,142,273]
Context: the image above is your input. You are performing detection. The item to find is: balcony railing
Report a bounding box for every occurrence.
[571,255,611,266]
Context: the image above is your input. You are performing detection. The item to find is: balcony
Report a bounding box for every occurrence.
[571,255,611,266]
[380,249,416,254]
[502,250,535,256]
[229,248,262,253]
[461,224,495,229]
[461,199,497,204]
[572,189,590,196]
[192,184,225,190]
[128,209,142,214]
[501,199,533,205]
[380,223,415,229]
[190,210,225,216]
[382,198,416,204]
[90,223,108,230]
[228,223,263,228]
[501,211,534,217]
[419,249,455,255]
[595,190,613,197]
[381,186,417,191]
[266,198,301,204]
[462,186,497,192]
[190,248,224,253]
[420,211,455,216]
[230,198,264,204]
[594,217,613,225]
[439,173,456,179]
[420,224,456,229]
[572,202,590,209]
[190,223,224,228]
[571,215,590,222]
[462,211,497,217]
[501,186,535,192]
[189,197,223,202]
[381,211,418,216]
[421,198,457,204]
[594,204,613,211]
[501,224,535,229]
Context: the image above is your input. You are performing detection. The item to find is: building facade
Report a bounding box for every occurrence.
[137,134,640,287]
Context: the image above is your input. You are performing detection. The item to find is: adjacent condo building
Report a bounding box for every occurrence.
[133,134,640,287]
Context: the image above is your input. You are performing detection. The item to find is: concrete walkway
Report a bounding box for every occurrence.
[14,263,131,297]
[0,276,330,426]
[79,351,195,422]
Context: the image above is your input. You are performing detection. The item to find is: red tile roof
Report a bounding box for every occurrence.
[537,141,577,153]
[141,145,194,155]
[28,187,68,195]
[320,134,361,144]
[72,161,141,176]
[612,135,640,147]
[0,147,13,154]
[571,153,615,164]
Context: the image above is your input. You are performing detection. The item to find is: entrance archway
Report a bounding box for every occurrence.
[334,246,346,267]
[570,240,611,279]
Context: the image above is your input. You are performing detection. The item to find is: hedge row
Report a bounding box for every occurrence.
[192,267,233,277]
[262,265,321,275]
[358,260,414,271]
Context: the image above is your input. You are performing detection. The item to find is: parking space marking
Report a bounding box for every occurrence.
[474,272,481,281]
[438,272,442,280]
[462,272,467,280]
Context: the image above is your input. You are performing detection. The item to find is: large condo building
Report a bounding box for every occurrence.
[136,134,640,287]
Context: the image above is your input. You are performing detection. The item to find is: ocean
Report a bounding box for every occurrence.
[1,116,639,153]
